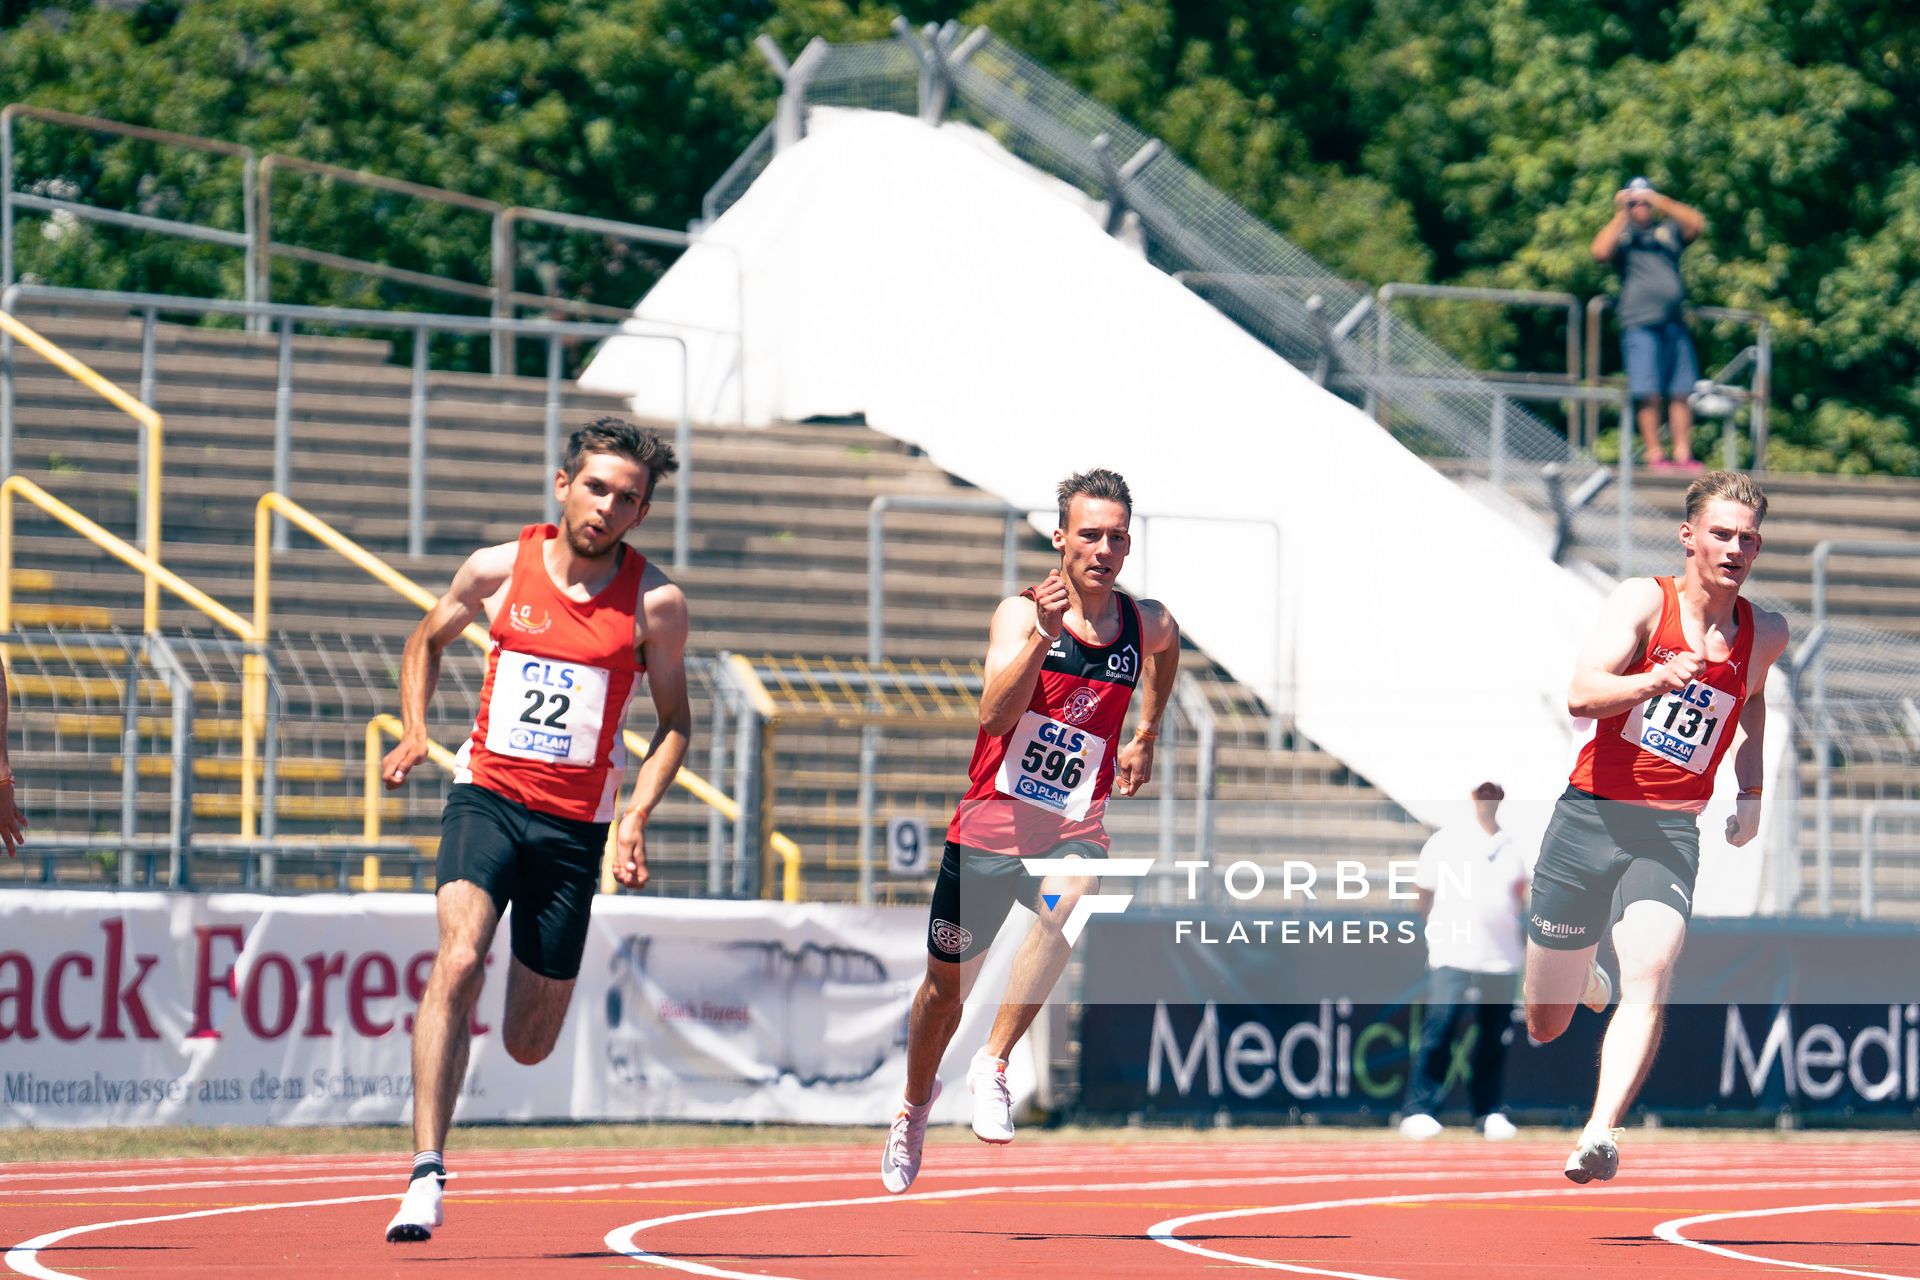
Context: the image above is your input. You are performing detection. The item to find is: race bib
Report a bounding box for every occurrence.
[1622,680,1735,775]
[995,711,1107,821]
[485,650,611,767]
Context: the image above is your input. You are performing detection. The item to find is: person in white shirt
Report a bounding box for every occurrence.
[1399,780,1530,1140]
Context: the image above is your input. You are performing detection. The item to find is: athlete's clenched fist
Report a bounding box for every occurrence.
[1651,649,1707,694]
[1031,570,1070,639]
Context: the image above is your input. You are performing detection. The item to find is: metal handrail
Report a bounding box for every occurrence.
[1583,295,1771,466]
[0,474,266,836]
[1805,537,1920,912]
[363,713,460,889]
[0,104,257,310]
[1,283,692,568]
[0,309,163,628]
[5,103,738,384]
[1375,283,1583,436]
[1857,801,1920,919]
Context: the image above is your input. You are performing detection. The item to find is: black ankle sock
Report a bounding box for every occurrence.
[410,1150,446,1185]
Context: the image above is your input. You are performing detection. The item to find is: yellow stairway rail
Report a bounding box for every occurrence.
[0,310,163,630]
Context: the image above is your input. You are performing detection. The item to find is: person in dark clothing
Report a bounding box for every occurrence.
[1592,177,1708,471]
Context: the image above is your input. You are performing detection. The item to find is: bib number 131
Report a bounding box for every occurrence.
[1623,680,1734,775]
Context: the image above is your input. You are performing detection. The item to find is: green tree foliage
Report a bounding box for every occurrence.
[2,0,1914,470]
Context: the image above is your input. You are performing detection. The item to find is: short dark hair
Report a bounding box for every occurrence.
[563,416,678,503]
[1056,468,1132,529]
[1683,470,1767,525]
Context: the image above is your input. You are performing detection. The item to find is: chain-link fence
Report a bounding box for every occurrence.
[1,625,738,894]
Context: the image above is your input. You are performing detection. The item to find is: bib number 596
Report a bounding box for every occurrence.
[1020,741,1085,788]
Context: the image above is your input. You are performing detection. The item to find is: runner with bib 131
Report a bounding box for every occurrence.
[1523,471,1787,1185]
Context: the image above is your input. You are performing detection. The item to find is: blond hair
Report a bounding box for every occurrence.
[1684,470,1768,524]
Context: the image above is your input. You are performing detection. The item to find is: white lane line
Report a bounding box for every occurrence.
[1653,1198,1920,1280]
[8,1162,1547,1279]
[603,1172,1920,1280]
[1145,1180,1920,1279]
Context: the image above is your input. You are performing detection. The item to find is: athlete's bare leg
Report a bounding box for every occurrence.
[1523,938,1598,1043]
[984,865,1099,1060]
[411,882,500,1154]
[904,954,985,1106]
[501,960,577,1065]
[1587,900,1687,1127]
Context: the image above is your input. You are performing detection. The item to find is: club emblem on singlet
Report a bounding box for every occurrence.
[508,603,552,635]
[1061,686,1101,726]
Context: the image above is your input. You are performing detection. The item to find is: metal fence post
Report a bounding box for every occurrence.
[167,662,193,889]
[408,327,428,558]
[136,306,157,558]
[857,722,879,905]
[732,700,763,898]
[2,323,13,481]
[674,339,691,571]
[490,211,512,376]
[543,332,562,526]
[706,682,731,896]
[241,152,259,327]
[260,656,280,868]
[1617,385,1634,579]
[1157,709,1178,868]
[1489,392,1507,493]
[119,643,141,885]
[272,316,294,550]
[1752,320,1772,471]
[1,109,12,293]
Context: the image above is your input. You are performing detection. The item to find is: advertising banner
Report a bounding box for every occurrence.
[1078,915,1920,1122]
[0,891,1023,1128]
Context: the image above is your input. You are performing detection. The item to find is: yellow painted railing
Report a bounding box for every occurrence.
[0,474,266,832]
[0,311,163,631]
[362,713,458,890]
[259,493,803,900]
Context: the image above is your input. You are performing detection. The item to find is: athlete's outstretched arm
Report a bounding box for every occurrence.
[613,575,693,891]
[977,574,1067,737]
[1567,577,1699,719]
[1723,609,1789,848]
[1116,600,1179,798]
[383,543,514,788]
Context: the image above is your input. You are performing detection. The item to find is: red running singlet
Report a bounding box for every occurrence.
[946,593,1144,855]
[455,524,647,823]
[1568,575,1754,813]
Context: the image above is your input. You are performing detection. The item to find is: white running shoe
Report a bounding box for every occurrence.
[1480,1113,1519,1141]
[1563,1124,1623,1184]
[880,1078,941,1194]
[967,1049,1014,1144]
[1581,962,1613,1013]
[1398,1113,1443,1139]
[384,1173,445,1242]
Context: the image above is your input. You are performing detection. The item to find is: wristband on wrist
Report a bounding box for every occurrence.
[1034,622,1060,642]
[1132,725,1158,742]
[1738,785,1763,796]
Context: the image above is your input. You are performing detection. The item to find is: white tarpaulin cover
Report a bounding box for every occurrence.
[582,108,1782,911]
[0,890,1030,1127]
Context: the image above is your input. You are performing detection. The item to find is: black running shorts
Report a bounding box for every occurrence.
[1527,786,1701,951]
[925,839,1107,963]
[436,783,606,980]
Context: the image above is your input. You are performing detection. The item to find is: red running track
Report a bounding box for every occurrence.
[4,1135,1917,1278]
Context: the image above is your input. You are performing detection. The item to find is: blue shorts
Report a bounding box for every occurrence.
[1622,322,1699,401]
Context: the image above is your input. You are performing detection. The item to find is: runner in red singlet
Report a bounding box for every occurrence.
[1524,471,1787,1184]
[378,417,691,1242]
[881,469,1180,1194]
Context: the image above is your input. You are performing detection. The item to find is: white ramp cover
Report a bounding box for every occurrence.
[582,108,1781,912]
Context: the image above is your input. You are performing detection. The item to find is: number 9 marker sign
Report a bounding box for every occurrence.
[887,816,931,875]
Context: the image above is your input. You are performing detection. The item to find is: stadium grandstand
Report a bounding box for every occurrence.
[1,13,1917,1278]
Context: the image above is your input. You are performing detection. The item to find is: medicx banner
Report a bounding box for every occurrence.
[0,891,1019,1128]
[1078,916,1920,1122]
